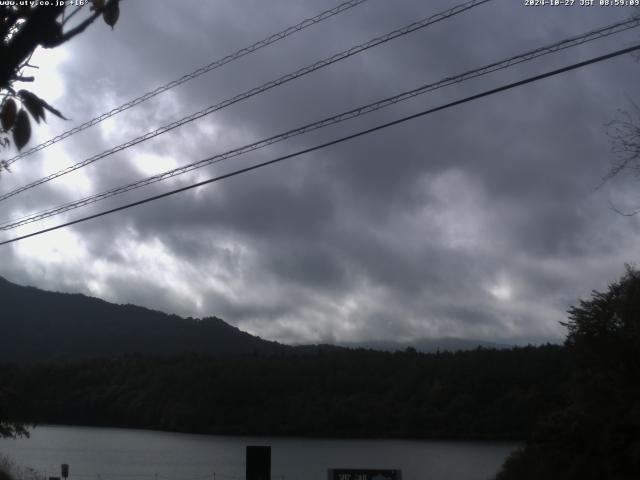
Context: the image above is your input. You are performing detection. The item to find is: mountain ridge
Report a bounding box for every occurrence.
[0,275,293,362]
[0,275,511,362]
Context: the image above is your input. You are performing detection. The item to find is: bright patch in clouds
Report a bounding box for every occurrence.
[23,46,70,102]
[134,152,179,177]
[488,277,513,302]
[39,143,94,195]
[14,228,88,267]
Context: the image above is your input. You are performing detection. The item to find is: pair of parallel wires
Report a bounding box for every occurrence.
[0,0,638,245]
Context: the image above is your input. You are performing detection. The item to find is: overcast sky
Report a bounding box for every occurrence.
[1,0,639,345]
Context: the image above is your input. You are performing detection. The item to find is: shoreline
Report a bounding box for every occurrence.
[13,422,526,444]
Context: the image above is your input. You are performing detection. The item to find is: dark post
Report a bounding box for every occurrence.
[246,445,271,480]
[61,465,69,480]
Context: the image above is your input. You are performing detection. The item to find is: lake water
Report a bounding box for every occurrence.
[0,426,517,480]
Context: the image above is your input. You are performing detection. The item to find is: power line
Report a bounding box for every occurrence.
[0,0,492,202]
[0,0,372,167]
[2,43,638,247]
[2,15,638,231]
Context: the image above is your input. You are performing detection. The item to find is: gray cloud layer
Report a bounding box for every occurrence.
[2,0,639,344]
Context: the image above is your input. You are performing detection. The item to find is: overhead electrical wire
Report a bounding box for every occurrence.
[1,43,638,247]
[0,0,492,202]
[0,0,373,167]
[2,16,638,231]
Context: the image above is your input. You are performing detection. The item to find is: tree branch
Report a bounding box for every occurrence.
[607,198,640,217]
[50,1,114,47]
[0,8,22,43]
[61,4,86,27]
[0,5,64,88]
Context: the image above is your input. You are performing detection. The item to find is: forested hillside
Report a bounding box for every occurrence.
[0,276,291,361]
[1,345,568,440]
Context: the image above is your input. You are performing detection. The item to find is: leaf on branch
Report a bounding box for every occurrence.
[12,109,31,151]
[91,0,105,11]
[18,90,67,122]
[12,110,31,151]
[38,96,67,120]
[1,98,17,131]
[18,90,45,123]
[103,0,120,29]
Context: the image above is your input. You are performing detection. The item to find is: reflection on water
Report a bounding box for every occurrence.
[0,425,517,480]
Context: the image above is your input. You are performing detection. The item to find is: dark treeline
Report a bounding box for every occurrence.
[1,345,568,440]
[497,268,640,479]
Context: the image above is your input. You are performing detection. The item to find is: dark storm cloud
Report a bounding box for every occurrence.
[2,0,640,344]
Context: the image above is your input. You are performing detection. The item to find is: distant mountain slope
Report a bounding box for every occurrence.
[340,337,512,353]
[0,276,290,362]
[0,276,514,363]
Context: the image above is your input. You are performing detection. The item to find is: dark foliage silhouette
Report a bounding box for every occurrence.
[0,345,569,440]
[1,0,120,166]
[497,267,640,479]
